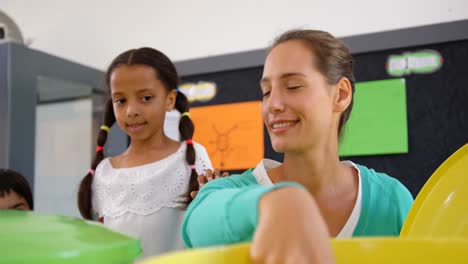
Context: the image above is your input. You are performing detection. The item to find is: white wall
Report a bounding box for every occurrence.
[1,0,468,70]
[34,99,92,217]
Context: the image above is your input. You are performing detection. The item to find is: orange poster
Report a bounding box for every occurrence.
[191,101,264,171]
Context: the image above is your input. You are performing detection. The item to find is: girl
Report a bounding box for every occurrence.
[77,47,212,257]
[182,30,413,263]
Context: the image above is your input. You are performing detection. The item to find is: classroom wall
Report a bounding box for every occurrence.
[180,37,468,197]
[1,0,468,70]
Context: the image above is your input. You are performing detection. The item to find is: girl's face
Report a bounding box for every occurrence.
[0,191,30,210]
[260,40,338,153]
[110,65,176,142]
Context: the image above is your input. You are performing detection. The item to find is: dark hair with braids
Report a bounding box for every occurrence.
[77,47,198,220]
[269,29,355,138]
[0,169,34,210]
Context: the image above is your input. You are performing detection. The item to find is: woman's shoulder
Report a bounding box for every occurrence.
[353,163,413,236]
[355,163,413,205]
[356,163,404,188]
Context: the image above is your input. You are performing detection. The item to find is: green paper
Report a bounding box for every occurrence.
[339,78,408,157]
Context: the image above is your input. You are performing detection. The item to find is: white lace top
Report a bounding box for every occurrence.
[252,159,362,238]
[92,142,212,258]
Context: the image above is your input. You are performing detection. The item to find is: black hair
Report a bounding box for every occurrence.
[0,169,34,210]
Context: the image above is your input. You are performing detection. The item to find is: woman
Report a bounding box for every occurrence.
[182,29,413,264]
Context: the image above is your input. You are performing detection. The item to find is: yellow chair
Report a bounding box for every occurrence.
[401,143,468,237]
[142,238,468,264]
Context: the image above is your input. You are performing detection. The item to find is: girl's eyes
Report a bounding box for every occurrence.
[114,98,125,105]
[142,95,153,102]
[113,96,153,104]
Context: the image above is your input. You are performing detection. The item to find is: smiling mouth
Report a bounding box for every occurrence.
[270,120,299,132]
[126,122,147,130]
[271,121,297,129]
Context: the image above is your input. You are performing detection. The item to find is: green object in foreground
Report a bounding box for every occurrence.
[0,210,141,264]
[339,78,408,157]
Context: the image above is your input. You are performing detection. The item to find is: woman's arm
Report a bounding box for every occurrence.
[181,174,303,247]
[252,187,334,264]
[182,173,335,264]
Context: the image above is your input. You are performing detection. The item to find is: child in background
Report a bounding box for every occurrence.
[182,30,413,264]
[77,47,212,257]
[0,169,33,210]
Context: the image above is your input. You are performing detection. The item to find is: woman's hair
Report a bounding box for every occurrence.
[270,29,355,137]
[77,47,198,219]
[0,169,34,210]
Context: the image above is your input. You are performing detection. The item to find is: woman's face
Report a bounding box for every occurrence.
[260,40,337,153]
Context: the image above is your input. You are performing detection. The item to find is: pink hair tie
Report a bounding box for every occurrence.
[189,165,196,170]
[96,146,104,152]
[88,169,95,176]
[186,139,193,145]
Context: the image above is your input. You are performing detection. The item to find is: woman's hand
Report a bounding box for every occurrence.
[251,187,335,264]
[190,169,230,199]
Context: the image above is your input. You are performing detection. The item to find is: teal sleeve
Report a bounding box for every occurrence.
[181,175,304,248]
[352,164,415,236]
[393,180,414,233]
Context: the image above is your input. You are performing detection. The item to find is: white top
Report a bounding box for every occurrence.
[252,159,362,238]
[92,142,212,258]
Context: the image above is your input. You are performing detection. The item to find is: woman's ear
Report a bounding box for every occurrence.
[333,77,352,114]
[166,89,177,112]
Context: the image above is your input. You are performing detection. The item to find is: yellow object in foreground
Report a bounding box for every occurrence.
[401,143,468,237]
[143,144,468,263]
[142,238,468,264]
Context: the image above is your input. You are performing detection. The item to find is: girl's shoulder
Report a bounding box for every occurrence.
[99,143,186,170]
[190,141,208,153]
[188,141,213,173]
[94,141,211,178]
[95,157,112,176]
